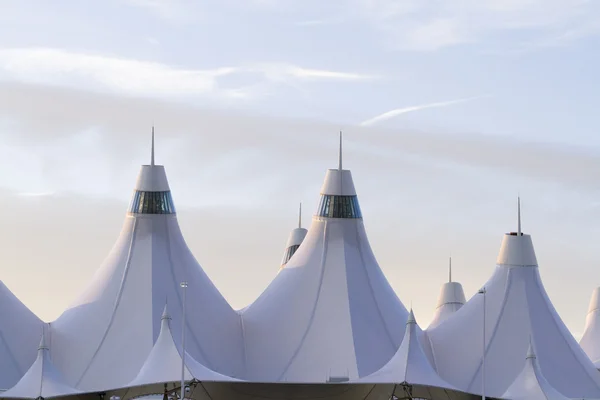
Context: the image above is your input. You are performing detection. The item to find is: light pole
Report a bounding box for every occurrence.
[478,287,487,400]
[180,281,188,400]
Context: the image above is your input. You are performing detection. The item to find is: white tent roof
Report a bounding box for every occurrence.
[358,309,455,391]
[2,326,80,399]
[427,211,600,398]
[502,338,569,400]
[0,281,44,390]
[128,304,238,388]
[427,259,466,329]
[49,149,244,391]
[580,287,600,369]
[241,161,408,383]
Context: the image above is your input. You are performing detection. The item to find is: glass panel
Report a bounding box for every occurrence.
[128,190,176,214]
[281,244,301,266]
[316,195,362,219]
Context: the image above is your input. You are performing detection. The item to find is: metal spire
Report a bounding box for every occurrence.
[338,130,343,171]
[151,125,155,166]
[449,256,452,283]
[298,202,303,229]
[517,196,521,236]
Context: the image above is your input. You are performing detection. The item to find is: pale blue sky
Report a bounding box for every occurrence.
[1,0,600,338]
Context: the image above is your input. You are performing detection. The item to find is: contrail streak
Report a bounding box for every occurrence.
[360,95,489,126]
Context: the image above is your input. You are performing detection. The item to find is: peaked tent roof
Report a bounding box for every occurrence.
[358,309,455,390]
[427,203,600,398]
[427,258,466,329]
[0,281,44,390]
[502,338,569,400]
[2,326,80,399]
[241,140,408,383]
[50,134,244,391]
[128,304,238,388]
[579,287,600,369]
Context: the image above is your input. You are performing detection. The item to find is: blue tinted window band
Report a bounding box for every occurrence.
[128,190,176,214]
[317,195,362,219]
[281,244,301,266]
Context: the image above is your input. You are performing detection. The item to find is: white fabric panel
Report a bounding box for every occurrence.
[580,287,600,367]
[0,282,43,390]
[428,233,600,398]
[3,328,79,399]
[135,165,170,191]
[358,310,455,392]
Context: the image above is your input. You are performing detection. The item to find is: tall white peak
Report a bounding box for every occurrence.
[426,203,600,398]
[50,151,244,391]
[580,287,600,368]
[241,145,408,382]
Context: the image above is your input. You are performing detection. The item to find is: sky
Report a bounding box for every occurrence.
[1,0,600,339]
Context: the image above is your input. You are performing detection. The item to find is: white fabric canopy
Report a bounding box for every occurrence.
[241,168,408,383]
[580,287,600,369]
[49,163,245,391]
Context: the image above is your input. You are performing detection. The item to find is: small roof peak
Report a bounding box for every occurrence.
[526,335,536,359]
[338,130,343,171]
[38,326,48,350]
[161,302,171,320]
[407,308,416,325]
[151,125,155,166]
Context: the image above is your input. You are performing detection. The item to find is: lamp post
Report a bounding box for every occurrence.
[478,287,487,400]
[180,281,188,400]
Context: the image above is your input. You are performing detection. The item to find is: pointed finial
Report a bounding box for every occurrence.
[407,308,416,324]
[38,325,48,350]
[161,302,171,320]
[338,130,343,171]
[298,202,302,229]
[449,256,452,283]
[151,125,155,166]
[517,196,522,236]
[526,335,536,359]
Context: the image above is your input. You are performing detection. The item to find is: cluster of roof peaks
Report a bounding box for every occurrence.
[1,132,600,400]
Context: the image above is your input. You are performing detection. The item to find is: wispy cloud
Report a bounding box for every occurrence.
[360,95,488,126]
[0,48,374,101]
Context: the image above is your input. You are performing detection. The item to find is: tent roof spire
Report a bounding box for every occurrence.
[518,196,522,236]
[338,130,343,171]
[449,256,452,283]
[151,125,155,166]
[298,202,302,229]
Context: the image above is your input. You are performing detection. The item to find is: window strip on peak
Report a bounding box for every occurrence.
[128,190,176,214]
[317,195,362,219]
